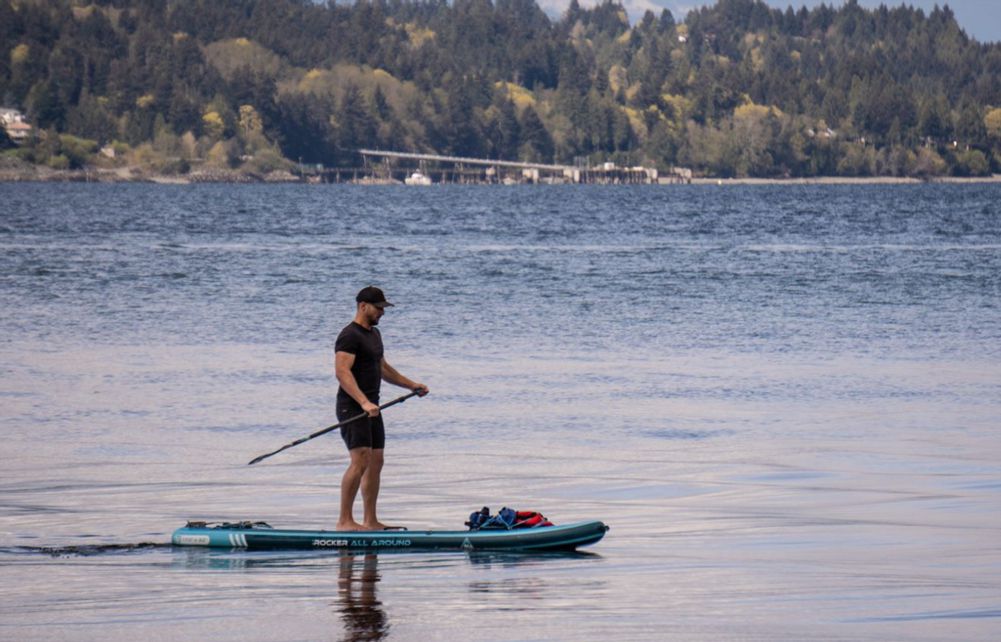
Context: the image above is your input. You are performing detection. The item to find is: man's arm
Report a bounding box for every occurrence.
[382,358,429,396]
[335,351,380,416]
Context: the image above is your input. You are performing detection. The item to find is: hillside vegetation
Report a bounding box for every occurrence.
[2,0,1000,178]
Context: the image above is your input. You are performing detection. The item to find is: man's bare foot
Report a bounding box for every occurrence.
[336,520,365,532]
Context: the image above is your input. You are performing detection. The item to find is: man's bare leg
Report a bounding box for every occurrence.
[360,448,388,530]
[337,447,370,531]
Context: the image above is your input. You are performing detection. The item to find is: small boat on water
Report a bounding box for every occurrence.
[404,171,432,185]
[172,519,609,552]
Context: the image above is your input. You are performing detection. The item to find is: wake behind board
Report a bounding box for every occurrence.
[172,520,609,552]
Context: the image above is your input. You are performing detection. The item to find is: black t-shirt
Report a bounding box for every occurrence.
[335,321,384,403]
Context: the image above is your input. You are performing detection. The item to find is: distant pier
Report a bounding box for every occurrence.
[313,150,692,185]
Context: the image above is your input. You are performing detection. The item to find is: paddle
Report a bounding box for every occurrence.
[248,390,421,465]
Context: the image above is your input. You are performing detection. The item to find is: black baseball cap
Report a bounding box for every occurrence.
[356,286,394,307]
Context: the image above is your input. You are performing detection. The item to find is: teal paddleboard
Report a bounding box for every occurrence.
[172,520,609,552]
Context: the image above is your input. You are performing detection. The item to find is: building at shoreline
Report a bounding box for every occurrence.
[0,108,33,144]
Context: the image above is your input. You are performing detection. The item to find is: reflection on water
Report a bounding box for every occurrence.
[165,547,605,640]
[169,549,391,641]
[337,554,388,642]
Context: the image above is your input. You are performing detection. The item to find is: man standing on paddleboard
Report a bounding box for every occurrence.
[335,286,428,531]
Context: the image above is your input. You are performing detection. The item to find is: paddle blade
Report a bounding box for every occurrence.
[247,451,273,466]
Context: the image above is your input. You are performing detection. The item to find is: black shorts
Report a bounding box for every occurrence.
[337,399,385,450]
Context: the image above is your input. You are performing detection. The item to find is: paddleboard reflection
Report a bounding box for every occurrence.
[173,547,602,640]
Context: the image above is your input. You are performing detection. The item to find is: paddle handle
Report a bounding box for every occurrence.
[247,390,421,465]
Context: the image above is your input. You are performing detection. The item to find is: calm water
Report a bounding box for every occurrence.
[1,183,999,640]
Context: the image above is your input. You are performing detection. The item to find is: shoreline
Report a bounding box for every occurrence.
[0,165,303,184]
[1,165,999,185]
[689,175,1001,185]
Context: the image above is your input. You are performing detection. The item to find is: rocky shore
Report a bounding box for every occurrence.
[0,158,303,184]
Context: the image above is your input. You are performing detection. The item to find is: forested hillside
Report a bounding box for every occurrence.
[2,0,1000,178]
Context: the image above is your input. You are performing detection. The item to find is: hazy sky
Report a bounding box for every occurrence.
[541,1,1000,44]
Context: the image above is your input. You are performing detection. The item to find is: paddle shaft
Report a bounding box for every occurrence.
[247,390,421,465]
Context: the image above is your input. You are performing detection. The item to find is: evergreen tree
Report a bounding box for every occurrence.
[520,105,553,162]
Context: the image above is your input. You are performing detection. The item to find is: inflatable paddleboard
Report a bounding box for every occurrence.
[172,520,609,552]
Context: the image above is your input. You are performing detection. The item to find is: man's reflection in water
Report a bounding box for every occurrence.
[336,553,388,641]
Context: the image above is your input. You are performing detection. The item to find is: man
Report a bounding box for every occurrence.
[335,286,428,531]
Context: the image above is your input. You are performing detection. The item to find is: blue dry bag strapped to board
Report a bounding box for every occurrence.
[465,507,554,530]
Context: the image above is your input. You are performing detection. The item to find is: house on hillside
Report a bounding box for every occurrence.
[1,108,33,143]
[0,107,23,123]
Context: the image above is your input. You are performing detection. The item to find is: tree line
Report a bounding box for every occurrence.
[2,0,1000,178]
